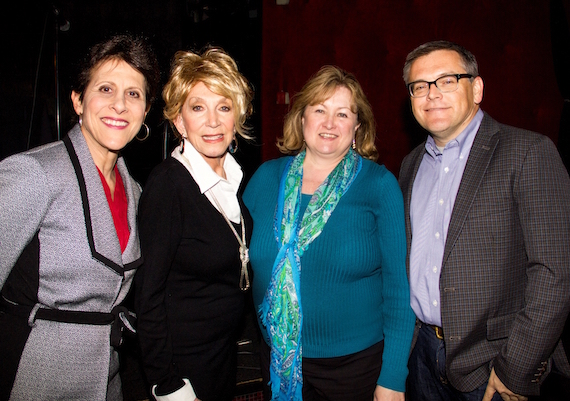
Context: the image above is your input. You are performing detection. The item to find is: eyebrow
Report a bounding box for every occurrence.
[410,72,463,83]
[186,97,233,108]
[313,103,353,110]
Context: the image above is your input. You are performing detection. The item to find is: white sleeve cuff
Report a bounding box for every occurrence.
[152,378,196,401]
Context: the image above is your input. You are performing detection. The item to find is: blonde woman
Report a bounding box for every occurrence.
[135,47,254,401]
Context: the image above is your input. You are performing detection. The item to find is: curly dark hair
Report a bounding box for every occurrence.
[73,34,160,111]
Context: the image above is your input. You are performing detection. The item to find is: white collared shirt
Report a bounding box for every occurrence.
[172,139,243,223]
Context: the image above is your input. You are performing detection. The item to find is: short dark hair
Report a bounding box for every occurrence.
[403,40,479,84]
[74,34,160,110]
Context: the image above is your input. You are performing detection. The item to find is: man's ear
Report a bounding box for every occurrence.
[472,76,484,105]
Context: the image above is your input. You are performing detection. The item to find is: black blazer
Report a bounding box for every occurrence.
[134,157,252,399]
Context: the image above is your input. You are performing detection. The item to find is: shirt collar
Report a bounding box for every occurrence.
[171,139,243,194]
[425,109,484,158]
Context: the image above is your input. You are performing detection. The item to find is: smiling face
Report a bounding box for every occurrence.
[174,81,235,171]
[71,59,147,167]
[409,49,484,146]
[301,85,360,164]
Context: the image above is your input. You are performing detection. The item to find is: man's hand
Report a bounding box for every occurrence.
[373,385,404,401]
[482,368,528,401]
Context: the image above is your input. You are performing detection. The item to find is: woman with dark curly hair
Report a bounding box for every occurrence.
[0,33,160,401]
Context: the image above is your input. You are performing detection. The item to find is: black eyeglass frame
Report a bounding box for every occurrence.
[407,73,474,98]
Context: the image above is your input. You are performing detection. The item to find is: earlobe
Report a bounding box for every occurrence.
[173,115,185,135]
[71,91,83,115]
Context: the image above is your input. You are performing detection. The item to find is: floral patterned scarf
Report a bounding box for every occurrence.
[258,149,362,400]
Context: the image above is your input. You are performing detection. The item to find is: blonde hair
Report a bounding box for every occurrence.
[278,65,378,161]
[162,47,254,140]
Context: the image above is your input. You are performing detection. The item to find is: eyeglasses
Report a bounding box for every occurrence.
[407,74,473,98]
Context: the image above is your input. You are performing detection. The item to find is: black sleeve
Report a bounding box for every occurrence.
[134,164,186,395]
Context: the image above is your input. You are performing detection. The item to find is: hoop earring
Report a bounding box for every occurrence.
[136,123,150,141]
[180,138,185,154]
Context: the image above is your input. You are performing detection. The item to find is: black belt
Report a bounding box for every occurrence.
[0,296,135,347]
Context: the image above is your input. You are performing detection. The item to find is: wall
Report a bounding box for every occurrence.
[0,0,263,184]
[260,0,568,175]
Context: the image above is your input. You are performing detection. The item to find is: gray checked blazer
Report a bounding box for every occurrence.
[0,125,142,400]
[399,112,570,396]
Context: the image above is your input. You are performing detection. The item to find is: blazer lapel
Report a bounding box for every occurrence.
[65,126,141,275]
[442,113,500,266]
[116,158,143,271]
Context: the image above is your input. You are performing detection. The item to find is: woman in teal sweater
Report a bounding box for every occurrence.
[243,66,415,401]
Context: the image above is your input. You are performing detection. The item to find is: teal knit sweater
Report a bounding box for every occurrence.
[243,156,415,392]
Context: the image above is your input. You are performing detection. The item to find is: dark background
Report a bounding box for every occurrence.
[2,0,570,182]
[2,1,570,399]
[0,0,263,184]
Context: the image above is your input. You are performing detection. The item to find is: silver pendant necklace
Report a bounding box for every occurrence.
[210,193,250,291]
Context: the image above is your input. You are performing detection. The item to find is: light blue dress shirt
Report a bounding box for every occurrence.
[409,109,484,326]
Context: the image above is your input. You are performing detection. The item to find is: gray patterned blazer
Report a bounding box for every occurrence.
[0,125,142,400]
[399,112,570,396]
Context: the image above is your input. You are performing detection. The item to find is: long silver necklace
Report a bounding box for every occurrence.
[210,193,250,291]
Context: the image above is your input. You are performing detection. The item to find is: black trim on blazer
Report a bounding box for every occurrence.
[63,135,125,276]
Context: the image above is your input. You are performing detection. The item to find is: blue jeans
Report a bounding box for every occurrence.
[407,323,502,401]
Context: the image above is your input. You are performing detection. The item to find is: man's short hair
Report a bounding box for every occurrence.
[403,40,479,84]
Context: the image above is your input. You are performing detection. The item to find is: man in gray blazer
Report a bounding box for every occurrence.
[399,40,570,401]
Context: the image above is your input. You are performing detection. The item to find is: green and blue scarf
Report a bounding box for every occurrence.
[258,149,362,400]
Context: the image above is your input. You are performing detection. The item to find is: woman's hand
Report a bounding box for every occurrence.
[374,385,404,401]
